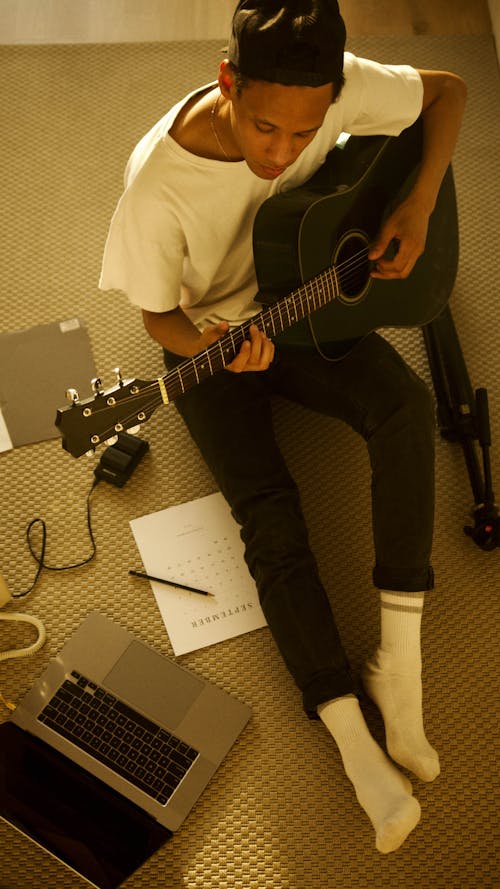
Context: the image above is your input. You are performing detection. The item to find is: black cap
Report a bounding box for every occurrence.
[227,0,346,88]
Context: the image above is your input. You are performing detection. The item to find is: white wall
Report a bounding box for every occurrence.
[0,0,234,44]
[0,0,497,51]
[489,0,500,56]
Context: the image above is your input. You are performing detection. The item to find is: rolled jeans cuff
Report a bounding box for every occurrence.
[302,667,359,719]
[372,564,435,592]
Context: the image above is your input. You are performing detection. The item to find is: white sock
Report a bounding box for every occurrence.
[362,590,440,782]
[318,695,421,853]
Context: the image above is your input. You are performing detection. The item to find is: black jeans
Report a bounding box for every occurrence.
[165,333,435,716]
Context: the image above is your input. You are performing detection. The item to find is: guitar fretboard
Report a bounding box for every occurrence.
[161,265,339,402]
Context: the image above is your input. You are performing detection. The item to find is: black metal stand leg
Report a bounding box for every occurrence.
[422,305,499,550]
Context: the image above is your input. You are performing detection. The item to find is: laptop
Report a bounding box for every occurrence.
[0,611,251,888]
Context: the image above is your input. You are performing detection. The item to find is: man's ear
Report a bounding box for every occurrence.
[218,60,234,99]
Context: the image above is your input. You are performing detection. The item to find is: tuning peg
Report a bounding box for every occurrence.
[113,367,124,386]
[104,435,119,446]
[127,425,141,435]
[85,449,95,457]
[66,388,79,404]
[91,377,103,395]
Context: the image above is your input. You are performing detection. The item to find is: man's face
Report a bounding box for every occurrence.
[228,77,333,180]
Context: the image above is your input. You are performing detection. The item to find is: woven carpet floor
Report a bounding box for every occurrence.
[0,35,499,889]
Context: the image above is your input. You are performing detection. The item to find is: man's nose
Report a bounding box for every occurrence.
[267,133,296,167]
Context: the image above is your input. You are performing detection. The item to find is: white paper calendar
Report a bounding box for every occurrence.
[130,492,267,655]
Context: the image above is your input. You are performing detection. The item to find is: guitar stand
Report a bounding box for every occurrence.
[422,304,499,551]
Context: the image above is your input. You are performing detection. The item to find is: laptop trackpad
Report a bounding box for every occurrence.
[103,641,205,730]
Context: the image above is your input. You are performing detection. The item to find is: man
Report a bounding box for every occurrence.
[100,0,466,853]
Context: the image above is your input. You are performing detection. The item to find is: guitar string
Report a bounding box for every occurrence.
[79,246,374,443]
[170,244,372,384]
[110,248,371,421]
[152,244,370,400]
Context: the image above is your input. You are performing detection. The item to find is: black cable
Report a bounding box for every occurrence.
[11,478,101,601]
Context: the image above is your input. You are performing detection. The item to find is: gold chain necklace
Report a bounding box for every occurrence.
[210,93,231,161]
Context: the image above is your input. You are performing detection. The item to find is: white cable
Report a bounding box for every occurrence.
[0,612,47,661]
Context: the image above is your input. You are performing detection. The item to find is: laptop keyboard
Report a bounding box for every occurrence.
[37,670,199,806]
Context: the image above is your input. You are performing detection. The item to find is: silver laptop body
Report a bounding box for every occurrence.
[0,611,251,888]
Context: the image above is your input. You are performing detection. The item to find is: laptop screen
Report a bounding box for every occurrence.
[0,723,172,889]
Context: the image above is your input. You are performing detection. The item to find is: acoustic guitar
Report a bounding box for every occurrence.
[56,118,458,458]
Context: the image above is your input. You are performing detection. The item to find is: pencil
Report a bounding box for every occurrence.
[128,569,215,597]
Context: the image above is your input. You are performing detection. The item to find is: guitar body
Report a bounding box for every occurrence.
[253,118,459,358]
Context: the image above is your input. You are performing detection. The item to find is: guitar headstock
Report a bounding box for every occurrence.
[55,370,161,458]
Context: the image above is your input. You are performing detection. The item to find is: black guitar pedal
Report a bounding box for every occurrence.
[94,433,149,487]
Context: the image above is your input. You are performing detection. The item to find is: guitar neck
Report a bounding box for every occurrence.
[55,261,342,458]
[161,267,338,401]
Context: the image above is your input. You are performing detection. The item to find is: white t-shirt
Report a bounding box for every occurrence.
[99,53,423,329]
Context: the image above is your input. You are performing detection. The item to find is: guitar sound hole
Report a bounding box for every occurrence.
[334,230,371,305]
